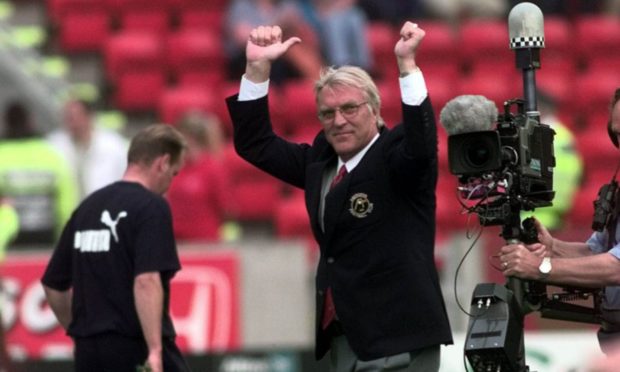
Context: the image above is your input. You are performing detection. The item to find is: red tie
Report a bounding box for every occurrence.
[330,165,347,190]
[322,165,347,330]
[322,288,336,330]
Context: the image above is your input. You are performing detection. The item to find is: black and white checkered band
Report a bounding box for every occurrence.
[510,36,545,48]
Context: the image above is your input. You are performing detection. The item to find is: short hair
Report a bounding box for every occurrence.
[65,98,94,115]
[4,101,36,139]
[127,124,187,166]
[314,65,385,128]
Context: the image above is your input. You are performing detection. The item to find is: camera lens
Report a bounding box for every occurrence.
[448,131,501,176]
[464,139,494,169]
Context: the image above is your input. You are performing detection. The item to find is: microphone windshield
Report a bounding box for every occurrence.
[440,95,498,136]
[508,2,545,49]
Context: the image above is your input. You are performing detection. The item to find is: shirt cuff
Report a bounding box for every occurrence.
[399,68,428,106]
[239,75,269,101]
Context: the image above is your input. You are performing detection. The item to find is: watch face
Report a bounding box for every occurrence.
[539,258,552,274]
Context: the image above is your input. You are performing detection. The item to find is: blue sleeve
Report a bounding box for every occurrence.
[586,228,620,260]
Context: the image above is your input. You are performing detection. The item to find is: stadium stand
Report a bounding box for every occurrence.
[5,0,620,264]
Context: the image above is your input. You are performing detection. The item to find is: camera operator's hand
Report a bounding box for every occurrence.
[500,243,547,280]
[589,340,620,372]
[532,217,555,256]
[524,242,547,258]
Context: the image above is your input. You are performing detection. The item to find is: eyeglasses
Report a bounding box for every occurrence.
[318,101,368,122]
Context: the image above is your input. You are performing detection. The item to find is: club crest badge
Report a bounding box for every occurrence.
[349,193,373,218]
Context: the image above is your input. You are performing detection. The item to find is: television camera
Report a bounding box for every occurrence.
[443,3,604,371]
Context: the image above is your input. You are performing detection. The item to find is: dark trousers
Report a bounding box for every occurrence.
[329,335,440,372]
[326,322,440,372]
[74,332,191,372]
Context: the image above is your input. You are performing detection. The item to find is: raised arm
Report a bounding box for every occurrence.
[394,21,425,77]
[244,25,301,83]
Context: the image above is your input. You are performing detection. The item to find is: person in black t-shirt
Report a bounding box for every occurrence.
[41,124,190,372]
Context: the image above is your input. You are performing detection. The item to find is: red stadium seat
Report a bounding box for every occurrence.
[575,129,618,185]
[104,31,166,111]
[280,79,320,137]
[415,21,460,82]
[566,182,599,229]
[52,0,110,52]
[426,74,457,121]
[579,110,611,134]
[569,69,620,126]
[457,71,520,110]
[209,81,289,140]
[274,192,311,239]
[223,144,283,222]
[158,85,218,125]
[366,22,399,79]
[459,19,513,76]
[537,69,573,105]
[107,0,171,34]
[437,129,449,171]
[168,0,229,12]
[113,72,167,111]
[178,8,225,33]
[104,31,163,80]
[166,29,226,87]
[209,81,241,138]
[575,15,620,71]
[436,176,469,233]
[542,16,576,76]
[376,80,401,127]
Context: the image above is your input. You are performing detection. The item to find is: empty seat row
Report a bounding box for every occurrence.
[153,61,619,144]
[48,0,227,52]
[367,16,620,80]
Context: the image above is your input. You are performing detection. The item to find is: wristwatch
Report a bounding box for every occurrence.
[538,257,552,279]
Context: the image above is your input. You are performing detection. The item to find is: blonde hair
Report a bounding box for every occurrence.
[314,65,385,128]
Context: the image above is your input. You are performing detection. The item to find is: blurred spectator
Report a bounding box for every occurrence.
[422,0,508,22]
[522,90,583,231]
[299,0,372,69]
[357,0,426,25]
[47,99,128,200]
[0,101,78,247]
[0,195,18,372]
[508,0,607,17]
[166,111,234,242]
[225,0,323,83]
[607,0,620,15]
[0,196,18,260]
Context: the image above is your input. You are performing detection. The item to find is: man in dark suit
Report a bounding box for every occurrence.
[226,21,452,372]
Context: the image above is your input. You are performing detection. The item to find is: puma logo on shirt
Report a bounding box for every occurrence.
[100,210,127,243]
[73,210,128,252]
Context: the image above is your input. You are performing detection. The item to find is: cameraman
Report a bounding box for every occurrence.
[499,87,620,354]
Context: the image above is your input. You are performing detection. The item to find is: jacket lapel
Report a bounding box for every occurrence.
[306,159,331,242]
[322,174,351,242]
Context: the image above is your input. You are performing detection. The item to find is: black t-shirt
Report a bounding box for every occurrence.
[42,181,181,338]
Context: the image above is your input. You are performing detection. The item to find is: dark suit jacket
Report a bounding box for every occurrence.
[226,94,453,360]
